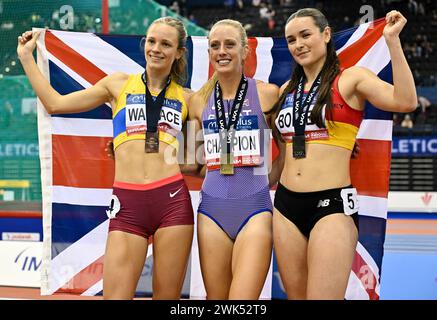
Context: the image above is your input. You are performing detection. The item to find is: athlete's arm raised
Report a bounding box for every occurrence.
[17,30,126,114]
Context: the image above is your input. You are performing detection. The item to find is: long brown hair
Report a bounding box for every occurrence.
[148,17,188,86]
[268,8,340,140]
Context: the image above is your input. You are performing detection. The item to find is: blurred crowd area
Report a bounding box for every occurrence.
[0,0,205,76]
[0,0,436,201]
[158,0,436,89]
[0,0,436,132]
[158,0,437,132]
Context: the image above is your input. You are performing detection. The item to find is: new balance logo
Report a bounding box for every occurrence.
[317,199,330,208]
[169,187,183,198]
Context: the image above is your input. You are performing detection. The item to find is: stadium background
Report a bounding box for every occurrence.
[0,0,436,299]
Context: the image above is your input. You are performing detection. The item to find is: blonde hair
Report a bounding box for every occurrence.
[210,19,248,48]
[148,17,188,86]
[197,19,249,103]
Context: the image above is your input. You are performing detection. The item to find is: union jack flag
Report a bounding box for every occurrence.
[37,18,391,299]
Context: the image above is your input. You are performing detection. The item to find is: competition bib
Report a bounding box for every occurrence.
[125,99,146,135]
[275,95,329,143]
[125,94,183,136]
[340,188,359,215]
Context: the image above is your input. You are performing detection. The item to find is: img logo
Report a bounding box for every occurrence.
[14,247,41,271]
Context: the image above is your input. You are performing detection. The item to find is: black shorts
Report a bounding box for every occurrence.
[274,183,359,238]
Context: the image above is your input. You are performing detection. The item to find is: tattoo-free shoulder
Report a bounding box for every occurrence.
[187,91,205,120]
[341,65,375,83]
[107,71,129,82]
[182,87,194,104]
[256,80,279,96]
[190,91,204,106]
[256,80,279,113]
[102,72,130,105]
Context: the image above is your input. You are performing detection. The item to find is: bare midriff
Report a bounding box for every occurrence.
[280,143,352,192]
[114,140,181,184]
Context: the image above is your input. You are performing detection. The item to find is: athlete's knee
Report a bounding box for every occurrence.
[206,291,229,300]
[152,288,183,300]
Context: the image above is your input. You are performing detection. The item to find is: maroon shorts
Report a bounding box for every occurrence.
[108,173,194,239]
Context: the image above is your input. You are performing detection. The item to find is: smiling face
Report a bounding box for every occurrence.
[208,24,248,75]
[144,23,183,75]
[285,16,331,68]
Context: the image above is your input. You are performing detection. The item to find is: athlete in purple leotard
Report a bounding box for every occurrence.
[198,77,272,240]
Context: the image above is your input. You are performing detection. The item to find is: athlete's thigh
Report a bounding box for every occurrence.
[152,224,194,299]
[197,213,233,299]
[229,212,272,300]
[103,230,149,299]
[272,208,308,299]
[307,213,358,299]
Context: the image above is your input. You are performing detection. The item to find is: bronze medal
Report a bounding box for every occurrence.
[145,131,159,153]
